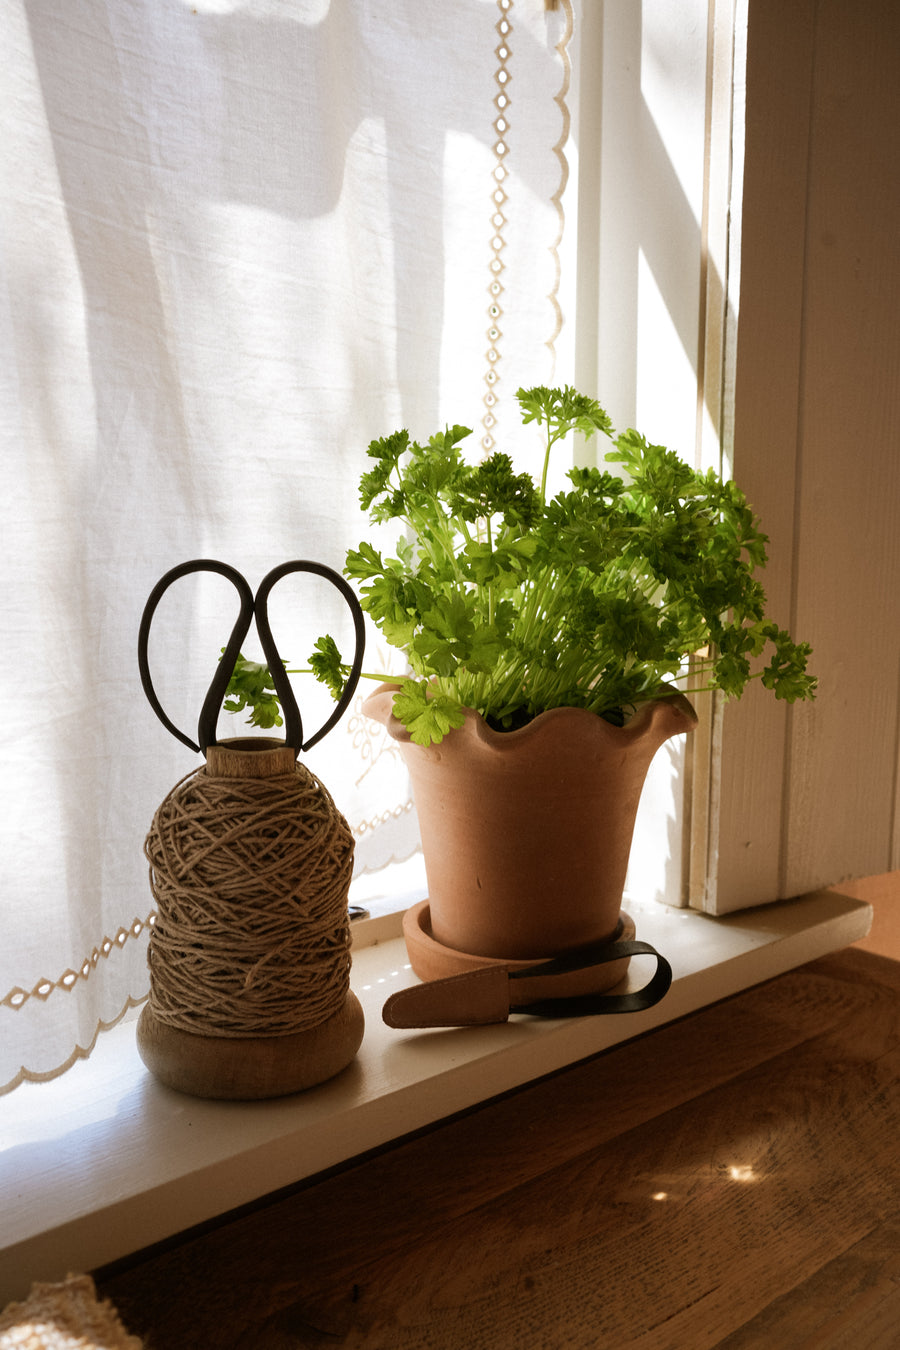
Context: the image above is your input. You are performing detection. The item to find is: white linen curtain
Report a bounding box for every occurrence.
[1,0,575,1091]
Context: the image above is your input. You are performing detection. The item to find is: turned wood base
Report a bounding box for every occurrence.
[136,992,365,1100]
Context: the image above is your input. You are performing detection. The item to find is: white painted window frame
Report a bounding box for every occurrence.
[572,0,750,915]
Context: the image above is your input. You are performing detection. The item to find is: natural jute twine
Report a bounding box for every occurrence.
[0,1274,143,1350]
[144,760,354,1038]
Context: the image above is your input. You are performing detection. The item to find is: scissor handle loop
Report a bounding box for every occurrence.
[254,560,366,753]
[139,558,366,756]
[138,559,254,754]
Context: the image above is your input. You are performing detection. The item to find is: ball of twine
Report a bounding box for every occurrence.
[144,759,355,1038]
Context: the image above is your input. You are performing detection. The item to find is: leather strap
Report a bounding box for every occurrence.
[382,937,672,1029]
[511,939,672,1017]
[383,967,511,1029]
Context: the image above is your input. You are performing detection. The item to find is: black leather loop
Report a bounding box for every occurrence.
[511,938,673,1017]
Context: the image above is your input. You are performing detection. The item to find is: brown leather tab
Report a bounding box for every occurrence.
[382,968,511,1028]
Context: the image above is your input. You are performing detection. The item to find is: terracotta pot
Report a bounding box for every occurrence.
[364,685,697,971]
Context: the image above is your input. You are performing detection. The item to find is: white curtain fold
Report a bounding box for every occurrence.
[1,0,575,1091]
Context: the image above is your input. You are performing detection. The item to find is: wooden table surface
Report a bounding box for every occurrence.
[98,945,900,1349]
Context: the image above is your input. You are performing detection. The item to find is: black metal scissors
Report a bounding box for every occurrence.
[137,559,365,756]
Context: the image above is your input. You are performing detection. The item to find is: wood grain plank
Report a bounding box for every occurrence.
[716,1222,900,1350]
[98,949,900,1349]
[289,965,900,1348]
[842,870,900,960]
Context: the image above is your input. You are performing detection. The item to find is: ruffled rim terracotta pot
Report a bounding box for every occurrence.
[364,683,698,986]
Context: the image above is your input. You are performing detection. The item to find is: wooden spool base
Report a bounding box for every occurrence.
[136,991,365,1100]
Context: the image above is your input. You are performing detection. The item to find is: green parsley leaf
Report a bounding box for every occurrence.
[390,679,467,747]
[223,651,284,729]
[308,635,347,700]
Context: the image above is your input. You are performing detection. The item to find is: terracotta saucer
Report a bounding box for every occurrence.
[402,900,637,1002]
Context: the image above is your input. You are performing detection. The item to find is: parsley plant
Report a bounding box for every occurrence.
[227,385,816,746]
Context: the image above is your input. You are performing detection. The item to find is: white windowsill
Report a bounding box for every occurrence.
[0,889,871,1306]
